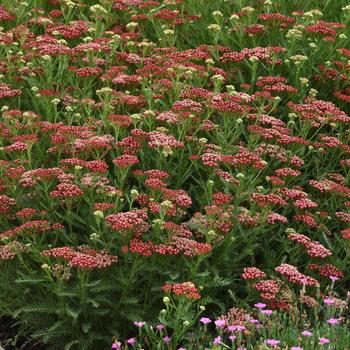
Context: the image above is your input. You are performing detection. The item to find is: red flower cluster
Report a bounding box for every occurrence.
[275,263,320,287]
[288,233,332,258]
[41,246,117,270]
[242,267,266,280]
[162,281,201,299]
[106,209,150,236]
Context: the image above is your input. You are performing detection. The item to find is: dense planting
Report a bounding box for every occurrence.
[0,0,349,349]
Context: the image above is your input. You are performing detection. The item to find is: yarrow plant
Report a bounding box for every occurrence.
[0,0,349,349]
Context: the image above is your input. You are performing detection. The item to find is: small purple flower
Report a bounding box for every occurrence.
[134,321,146,328]
[213,336,222,345]
[330,276,339,282]
[200,317,212,325]
[177,348,186,350]
[249,318,260,325]
[327,318,339,325]
[319,337,330,345]
[254,303,266,309]
[300,277,308,285]
[214,319,226,328]
[261,309,273,315]
[229,335,236,342]
[163,336,171,344]
[156,324,165,331]
[291,347,303,350]
[323,297,334,305]
[112,341,121,349]
[127,338,136,345]
[227,325,246,332]
[301,330,313,337]
[265,339,280,347]
[237,347,247,350]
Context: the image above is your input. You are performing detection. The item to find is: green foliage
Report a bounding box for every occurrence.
[0,0,350,349]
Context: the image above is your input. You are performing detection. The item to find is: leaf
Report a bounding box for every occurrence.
[169,271,180,280]
[81,322,92,334]
[90,284,117,294]
[85,279,103,288]
[31,321,67,343]
[14,303,58,317]
[65,307,79,321]
[123,297,139,305]
[87,298,99,308]
[56,291,78,298]
[15,278,46,284]
[65,340,80,350]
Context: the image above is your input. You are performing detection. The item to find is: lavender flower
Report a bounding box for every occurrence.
[163,336,171,344]
[323,297,335,305]
[156,324,165,331]
[319,337,330,345]
[127,338,136,345]
[134,321,146,328]
[301,330,313,337]
[228,325,246,332]
[327,318,339,325]
[265,339,280,347]
[254,303,266,309]
[112,341,121,349]
[213,336,222,345]
[214,319,226,328]
[249,318,260,325]
[200,317,212,325]
[329,276,339,282]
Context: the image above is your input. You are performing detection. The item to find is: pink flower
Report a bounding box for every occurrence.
[214,319,226,328]
[156,324,165,331]
[213,336,222,345]
[127,338,136,345]
[112,341,121,349]
[261,309,273,315]
[291,347,303,350]
[323,297,335,305]
[250,319,260,324]
[330,276,339,282]
[265,339,280,347]
[254,303,266,309]
[301,330,313,337]
[163,336,171,344]
[327,318,339,325]
[134,321,146,328]
[229,335,237,342]
[228,325,246,332]
[319,337,330,345]
[121,0,142,6]
[200,317,212,325]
